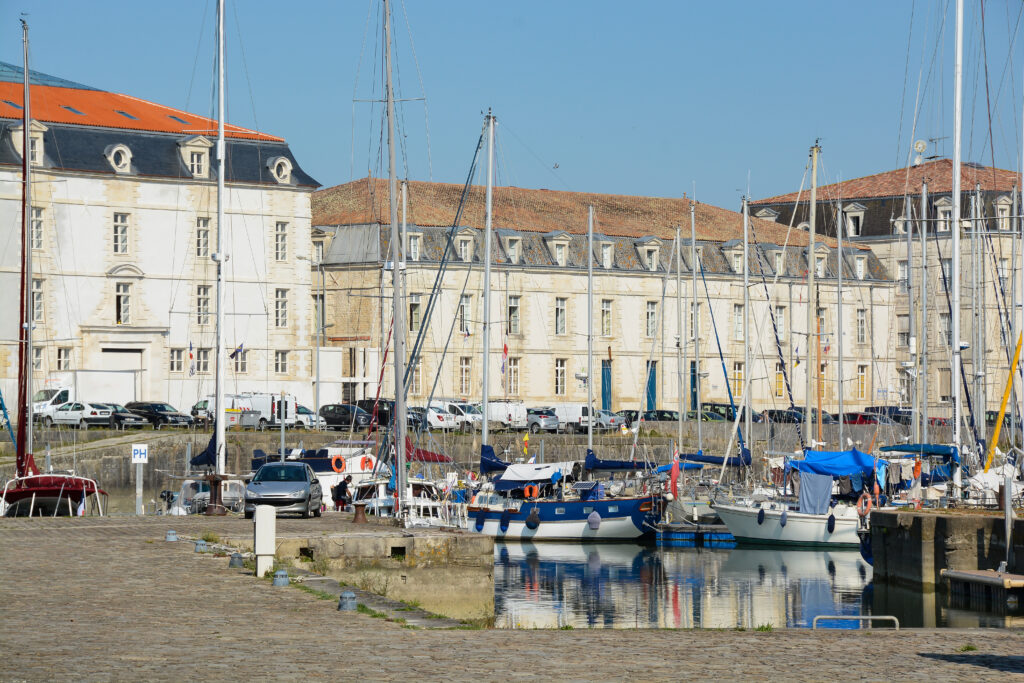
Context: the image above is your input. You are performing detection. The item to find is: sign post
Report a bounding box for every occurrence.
[132,443,148,515]
[279,392,287,462]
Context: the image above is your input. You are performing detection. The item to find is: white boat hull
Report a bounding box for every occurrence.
[477,514,646,541]
[714,502,862,547]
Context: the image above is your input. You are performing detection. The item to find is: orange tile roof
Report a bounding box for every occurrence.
[752,158,1021,205]
[314,176,846,248]
[0,81,282,142]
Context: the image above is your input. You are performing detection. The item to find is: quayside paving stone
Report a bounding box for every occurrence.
[1,516,1024,681]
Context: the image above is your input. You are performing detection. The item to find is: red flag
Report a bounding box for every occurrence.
[670,450,680,499]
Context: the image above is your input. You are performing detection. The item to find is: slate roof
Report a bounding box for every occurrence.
[0,61,280,142]
[752,159,1020,205]
[314,176,848,249]
[0,61,98,90]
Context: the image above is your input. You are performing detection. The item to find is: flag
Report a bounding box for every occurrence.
[501,342,508,375]
[794,345,800,367]
[670,448,680,499]
[527,455,536,464]
[188,342,196,377]
[76,494,85,516]
[229,343,244,359]
[523,432,529,456]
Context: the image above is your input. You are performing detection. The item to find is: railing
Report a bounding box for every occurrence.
[812,615,899,630]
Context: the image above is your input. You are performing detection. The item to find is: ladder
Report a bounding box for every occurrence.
[0,385,16,449]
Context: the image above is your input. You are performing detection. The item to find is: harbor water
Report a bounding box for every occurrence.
[494,542,1020,629]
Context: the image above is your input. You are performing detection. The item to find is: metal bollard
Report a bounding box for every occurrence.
[352,502,368,524]
[194,539,208,552]
[338,591,357,611]
[272,570,289,587]
[228,552,244,568]
[165,530,178,542]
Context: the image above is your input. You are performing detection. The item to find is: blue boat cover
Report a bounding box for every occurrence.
[678,447,752,468]
[480,445,510,475]
[190,423,217,468]
[879,443,961,466]
[788,448,887,482]
[585,449,654,471]
[654,462,704,472]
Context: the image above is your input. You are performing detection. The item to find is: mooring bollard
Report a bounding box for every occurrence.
[338,591,357,611]
[253,504,276,577]
[194,539,208,552]
[165,530,178,542]
[228,552,244,568]
[272,570,289,587]
[352,501,368,524]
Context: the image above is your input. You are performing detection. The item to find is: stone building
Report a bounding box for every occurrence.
[0,63,319,415]
[752,159,1021,432]
[312,177,898,415]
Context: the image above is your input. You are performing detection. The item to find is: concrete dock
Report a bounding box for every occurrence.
[2,515,1024,681]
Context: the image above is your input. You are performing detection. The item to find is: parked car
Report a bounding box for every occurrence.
[101,403,150,430]
[243,462,322,519]
[431,400,483,430]
[986,410,1014,429]
[294,404,326,430]
[52,401,111,429]
[593,409,622,430]
[410,406,457,431]
[761,409,803,424]
[527,407,559,433]
[928,416,951,427]
[652,409,681,422]
[356,398,394,428]
[124,401,193,429]
[615,409,657,428]
[407,407,427,430]
[701,402,761,423]
[685,410,726,422]
[320,404,371,431]
[788,407,838,424]
[841,411,895,425]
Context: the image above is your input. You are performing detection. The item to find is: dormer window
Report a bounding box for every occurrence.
[458,237,472,262]
[995,195,1012,230]
[555,243,567,267]
[408,235,420,262]
[935,197,953,232]
[731,252,742,272]
[29,137,40,164]
[843,203,867,237]
[104,144,132,174]
[774,251,784,274]
[12,120,47,166]
[645,247,659,271]
[601,243,613,269]
[855,256,866,280]
[177,135,213,179]
[268,156,293,184]
[314,240,324,264]
[815,254,826,278]
[755,207,780,223]
[506,237,520,264]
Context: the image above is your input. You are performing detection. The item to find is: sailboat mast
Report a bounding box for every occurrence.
[742,198,751,445]
[805,144,820,447]
[691,202,701,452]
[587,206,594,454]
[920,181,930,443]
[384,0,407,510]
[951,0,964,495]
[481,112,494,448]
[836,196,844,447]
[16,18,34,475]
[214,0,227,475]
[676,223,683,448]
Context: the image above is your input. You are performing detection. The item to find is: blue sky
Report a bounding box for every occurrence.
[5,1,1024,210]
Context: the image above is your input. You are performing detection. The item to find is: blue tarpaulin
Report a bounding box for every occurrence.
[787,448,887,483]
[879,443,960,466]
[480,445,510,475]
[654,462,704,473]
[190,423,217,468]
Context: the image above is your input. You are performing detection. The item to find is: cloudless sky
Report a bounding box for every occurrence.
[5,1,1024,210]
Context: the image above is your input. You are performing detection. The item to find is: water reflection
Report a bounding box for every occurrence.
[494,542,873,629]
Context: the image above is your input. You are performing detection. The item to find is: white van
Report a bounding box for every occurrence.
[551,403,593,433]
[430,399,483,430]
[481,400,528,430]
[191,394,253,426]
[239,392,298,429]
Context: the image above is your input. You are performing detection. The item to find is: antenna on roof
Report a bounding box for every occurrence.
[913,140,927,166]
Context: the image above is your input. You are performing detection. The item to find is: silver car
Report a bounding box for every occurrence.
[244,462,323,519]
[527,407,559,434]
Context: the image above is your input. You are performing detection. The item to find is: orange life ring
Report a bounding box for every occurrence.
[360,456,373,472]
[523,484,539,499]
[857,492,872,517]
[331,455,346,473]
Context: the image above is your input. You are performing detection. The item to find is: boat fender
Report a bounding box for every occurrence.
[857,492,872,517]
[587,510,601,530]
[331,456,346,473]
[474,508,486,532]
[757,508,765,525]
[779,509,788,528]
[525,507,541,530]
[826,514,836,534]
[499,509,512,533]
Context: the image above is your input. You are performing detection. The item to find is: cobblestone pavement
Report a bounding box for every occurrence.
[2,516,1024,681]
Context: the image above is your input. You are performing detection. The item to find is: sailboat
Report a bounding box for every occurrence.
[2,20,106,517]
[469,166,661,540]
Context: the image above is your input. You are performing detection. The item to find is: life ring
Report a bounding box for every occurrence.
[523,484,539,499]
[331,455,346,473]
[360,456,373,472]
[857,492,872,517]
